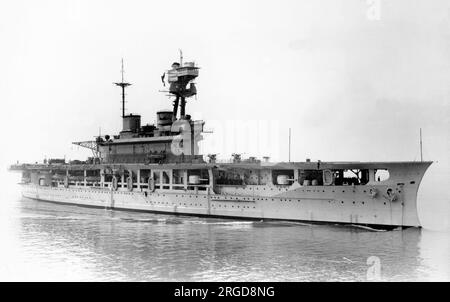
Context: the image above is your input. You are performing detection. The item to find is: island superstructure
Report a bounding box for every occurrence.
[9,53,432,229]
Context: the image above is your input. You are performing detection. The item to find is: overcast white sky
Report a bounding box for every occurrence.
[0,0,449,228]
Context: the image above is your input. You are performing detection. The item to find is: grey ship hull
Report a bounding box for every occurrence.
[18,161,431,229]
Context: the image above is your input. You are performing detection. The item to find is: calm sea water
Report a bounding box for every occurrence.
[0,183,449,282]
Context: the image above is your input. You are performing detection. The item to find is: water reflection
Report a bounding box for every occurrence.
[418,229,450,281]
[2,197,445,281]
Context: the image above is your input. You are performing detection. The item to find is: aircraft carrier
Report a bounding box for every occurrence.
[9,53,432,229]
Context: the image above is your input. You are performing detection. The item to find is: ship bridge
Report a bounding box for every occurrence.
[74,54,204,164]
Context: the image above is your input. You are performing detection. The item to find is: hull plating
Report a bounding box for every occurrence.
[20,180,423,228]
